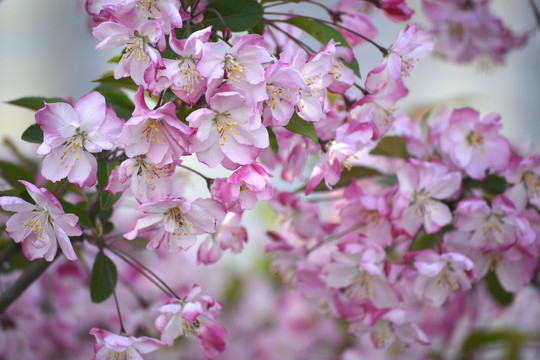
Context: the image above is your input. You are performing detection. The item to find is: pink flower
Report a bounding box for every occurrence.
[423,0,529,64]
[0,181,81,261]
[438,107,511,179]
[104,156,175,203]
[406,250,474,307]
[187,90,268,168]
[262,62,304,127]
[117,86,193,167]
[505,155,540,211]
[89,328,164,360]
[334,1,378,46]
[124,197,225,252]
[306,121,373,194]
[323,240,399,308]
[93,18,165,85]
[153,27,212,105]
[280,47,333,123]
[35,91,123,187]
[197,212,248,265]
[155,285,226,359]
[454,195,526,251]
[212,163,274,211]
[392,159,461,236]
[390,24,433,77]
[197,34,272,85]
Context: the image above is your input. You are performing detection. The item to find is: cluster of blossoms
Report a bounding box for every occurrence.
[0,0,538,359]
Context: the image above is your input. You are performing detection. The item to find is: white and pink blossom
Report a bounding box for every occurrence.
[0,181,81,261]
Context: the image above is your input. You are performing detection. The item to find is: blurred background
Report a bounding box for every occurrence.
[0,0,539,146]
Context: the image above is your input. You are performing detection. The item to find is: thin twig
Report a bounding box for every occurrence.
[107,246,179,299]
[267,13,389,56]
[178,164,214,189]
[264,20,315,55]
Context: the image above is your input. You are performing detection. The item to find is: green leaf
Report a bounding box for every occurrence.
[284,112,318,144]
[248,22,265,35]
[204,0,263,32]
[485,271,514,306]
[409,233,437,251]
[282,18,361,77]
[59,199,93,229]
[108,55,121,63]
[463,175,507,197]
[92,72,138,91]
[97,158,122,210]
[370,136,409,159]
[310,166,382,193]
[6,97,68,111]
[0,161,33,188]
[90,251,118,303]
[460,329,527,359]
[93,85,135,120]
[101,192,122,210]
[21,124,44,144]
[267,127,279,154]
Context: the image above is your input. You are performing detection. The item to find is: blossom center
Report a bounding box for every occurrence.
[136,0,160,17]
[20,209,50,241]
[124,32,148,62]
[224,55,245,84]
[346,271,371,299]
[141,119,165,146]
[467,131,484,151]
[177,56,203,94]
[166,207,195,236]
[134,157,170,189]
[62,131,85,167]
[434,267,459,291]
[524,172,540,198]
[213,112,237,145]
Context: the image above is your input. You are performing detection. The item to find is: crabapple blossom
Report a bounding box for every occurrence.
[104,156,175,203]
[438,107,511,179]
[390,24,433,77]
[405,250,474,307]
[155,285,226,358]
[334,0,378,46]
[323,239,399,308]
[505,154,540,210]
[124,197,225,252]
[280,46,333,123]
[152,27,211,104]
[349,307,429,348]
[350,56,409,140]
[187,90,268,168]
[93,18,165,86]
[35,91,123,187]
[392,159,461,236]
[0,181,81,261]
[262,62,304,127]
[453,195,533,251]
[197,34,272,86]
[197,212,247,265]
[423,0,529,64]
[212,163,274,211]
[117,86,193,166]
[89,328,165,360]
[306,121,373,194]
[322,40,355,94]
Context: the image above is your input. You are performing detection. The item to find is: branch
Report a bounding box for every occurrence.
[0,258,53,313]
